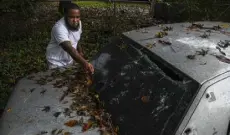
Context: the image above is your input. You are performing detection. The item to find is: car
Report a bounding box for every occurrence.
[91,21,230,135]
[1,21,230,135]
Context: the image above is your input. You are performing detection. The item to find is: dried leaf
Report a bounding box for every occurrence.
[145,43,155,49]
[62,101,68,104]
[64,132,72,135]
[41,131,48,134]
[56,129,63,134]
[59,91,68,102]
[53,112,61,118]
[40,89,46,95]
[64,120,78,127]
[30,88,35,93]
[115,126,119,133]
[155,31,168,38]
[51,128,57,135]
[187,55,196,60]
[42,106,50,112]
[82,121,93,132]
[100,129,111,135]
[7,108,12,112]
[79,117,84,125]
[158,40,171,45]
[63,108,71,116]
[215,55,230,64]
[162,26,173,31]
[79,105,88,111]
[86,78,92,86]
[141,96,150,103]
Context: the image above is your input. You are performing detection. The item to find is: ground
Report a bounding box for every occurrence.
[0,1,159,118]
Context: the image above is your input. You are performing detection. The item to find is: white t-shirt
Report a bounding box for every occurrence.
[46,17,82,68]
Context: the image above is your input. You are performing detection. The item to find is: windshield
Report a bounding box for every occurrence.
[91,37,200,135]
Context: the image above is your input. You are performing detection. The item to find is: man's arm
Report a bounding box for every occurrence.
[60,41,87,65]
[77,43,84,56]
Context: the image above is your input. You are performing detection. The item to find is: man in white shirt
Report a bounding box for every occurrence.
[46,3,94,74]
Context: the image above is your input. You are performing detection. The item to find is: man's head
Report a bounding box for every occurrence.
[64,3,81,30]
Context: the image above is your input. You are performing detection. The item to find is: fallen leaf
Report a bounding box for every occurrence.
[115,126,119,133]
[30,88,35,93]
[145,43,155,49]
[53,112,61,118]
[64,120,78,127]
[79,105,88,111]
[51,128,57,135]
[42,106,50,112]
[7,108,11,112]
[56,129,63,134]
[62,101,68,104]
[215,55,230,64]
[100,129,111,135]
[63,108,71,116]
[41,131,48,134]
[40,89,46,95]
[64,132,72,135]
[82,121,93,132]
[86,78,92,86]
[141,96,150,103]
[79,117,84,125]
[187,55,196,60]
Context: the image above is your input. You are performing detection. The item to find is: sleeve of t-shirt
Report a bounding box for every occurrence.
[52,24,70,45]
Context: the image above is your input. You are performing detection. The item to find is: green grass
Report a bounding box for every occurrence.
[74,0,149,8]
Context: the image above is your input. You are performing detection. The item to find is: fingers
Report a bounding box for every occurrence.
[83,63,94,74]
[88,63,94,74]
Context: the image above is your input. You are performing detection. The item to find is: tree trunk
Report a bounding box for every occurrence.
[150,0,156,17]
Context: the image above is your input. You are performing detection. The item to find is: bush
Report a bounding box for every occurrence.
[0,0,37,17]
[163,0,230,21]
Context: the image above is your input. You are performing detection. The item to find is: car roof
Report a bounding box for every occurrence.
[123,21,230,84]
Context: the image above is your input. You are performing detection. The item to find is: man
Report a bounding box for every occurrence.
[46,3,94,74]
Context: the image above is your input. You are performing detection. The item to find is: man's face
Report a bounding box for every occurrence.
[67,9,81,29]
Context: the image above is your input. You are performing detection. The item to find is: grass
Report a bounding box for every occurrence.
[75,0,150,8]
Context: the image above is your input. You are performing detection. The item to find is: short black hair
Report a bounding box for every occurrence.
[63,3,80,15]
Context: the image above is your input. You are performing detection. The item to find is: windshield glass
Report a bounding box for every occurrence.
[91,37,200,135]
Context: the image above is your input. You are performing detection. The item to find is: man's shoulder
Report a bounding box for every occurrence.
[54,17,66,27]
[52,17,68,33]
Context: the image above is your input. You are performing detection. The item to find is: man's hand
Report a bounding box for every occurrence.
[83,62,94,74]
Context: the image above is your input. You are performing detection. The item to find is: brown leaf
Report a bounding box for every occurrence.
[86,78,92,86]
[141,96,150,103]
[64,132,72,135]
[100,130,111,135]
[7,108,12,112]
[64,120,78,127]
[114,126,119,133]
[82,121,93,132]
[79,105,88,111]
